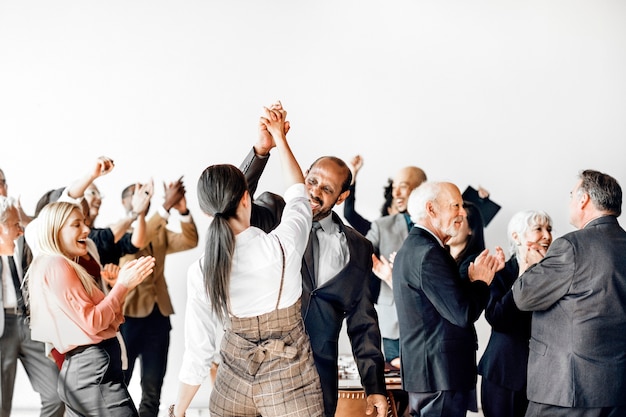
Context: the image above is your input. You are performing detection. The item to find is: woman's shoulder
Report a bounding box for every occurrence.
[34,254,73,273]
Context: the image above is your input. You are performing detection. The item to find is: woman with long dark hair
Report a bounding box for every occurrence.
[171,102,323,417]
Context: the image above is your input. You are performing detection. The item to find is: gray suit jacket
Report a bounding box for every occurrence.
[512,215,626,408]
[365,213,408,339]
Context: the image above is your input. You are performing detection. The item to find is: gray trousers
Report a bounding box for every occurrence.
[59,337,138,417]
[525,401,626,417]
[0,312,64,417]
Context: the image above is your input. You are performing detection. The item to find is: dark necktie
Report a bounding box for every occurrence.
[310,222,322,285]
[7,256,26,315]
[403,212,414,231]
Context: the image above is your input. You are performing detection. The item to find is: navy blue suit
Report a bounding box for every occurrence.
[393,226,489,415]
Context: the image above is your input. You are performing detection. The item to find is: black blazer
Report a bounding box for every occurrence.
[240,148,386,415]
[392,226,489,392]
[478,257,531,391]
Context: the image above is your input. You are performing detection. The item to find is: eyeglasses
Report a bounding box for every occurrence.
[0,179,6,186]
[85,189,103,199]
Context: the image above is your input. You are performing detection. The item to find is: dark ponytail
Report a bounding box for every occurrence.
[197,164,248,321]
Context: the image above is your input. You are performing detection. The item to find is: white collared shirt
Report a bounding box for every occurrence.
[178,183,312,386]
[314,214,350,286]
[1,249,22,309]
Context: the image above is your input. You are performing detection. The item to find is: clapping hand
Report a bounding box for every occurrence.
[117,256,156,290]
[468,246,505,285]
[101,263,121,287]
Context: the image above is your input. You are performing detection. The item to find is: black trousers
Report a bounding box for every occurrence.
[121,305,171,417]
[59,337,138,417]
[408,390,471,417]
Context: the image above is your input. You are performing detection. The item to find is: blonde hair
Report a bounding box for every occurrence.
[30,201,97,295]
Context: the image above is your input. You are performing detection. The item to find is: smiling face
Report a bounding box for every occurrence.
[305,158,350,221]
[83,184,102,224]
[521,218,553,250]
[58,208,91,258]
[429,183,467,244]
[392,166,427,213]
[446,213,471,248]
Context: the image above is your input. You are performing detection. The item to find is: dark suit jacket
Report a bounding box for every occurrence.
[240,148,386,415]
[512,216,626,408]
[392,226,489,393]
[478,256,531,391]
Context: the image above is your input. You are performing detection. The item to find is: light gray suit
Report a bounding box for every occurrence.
[365,213,409,341]
[512,216,626,410]
[0,237,64,417]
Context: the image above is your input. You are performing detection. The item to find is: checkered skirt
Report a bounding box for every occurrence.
[209,299,324,416]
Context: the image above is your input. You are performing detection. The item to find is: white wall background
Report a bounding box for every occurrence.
[2,0,625,413]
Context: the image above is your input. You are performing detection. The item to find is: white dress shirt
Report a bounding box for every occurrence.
[178,183,311,386]
[314,214,350,286]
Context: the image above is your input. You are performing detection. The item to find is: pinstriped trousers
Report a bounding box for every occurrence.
[210,299,323,417]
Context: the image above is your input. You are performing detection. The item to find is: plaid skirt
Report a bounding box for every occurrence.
[209,299,324,417]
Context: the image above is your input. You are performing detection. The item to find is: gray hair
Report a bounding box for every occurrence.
[577,169,622,217]
[507,210,553,257]
[407,181,439,223]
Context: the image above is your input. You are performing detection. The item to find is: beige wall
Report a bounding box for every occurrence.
[2,0,626,412]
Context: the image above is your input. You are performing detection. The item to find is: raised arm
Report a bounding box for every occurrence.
[343,155,373,235]
[260,101,303,187]
[65,156,114,199]
[108,182,153,245]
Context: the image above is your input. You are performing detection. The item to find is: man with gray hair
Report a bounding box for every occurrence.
[513,170,626,417]
[392,181,504,417]
[0,194,64,417]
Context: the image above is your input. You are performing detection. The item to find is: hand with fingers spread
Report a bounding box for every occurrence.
[131,180,154,216]
[116,256,156,290]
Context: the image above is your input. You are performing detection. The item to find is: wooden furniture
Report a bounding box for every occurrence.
[335,388,398,417]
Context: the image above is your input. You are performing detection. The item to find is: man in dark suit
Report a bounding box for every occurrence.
[512,169,626,417]
[392,181,503,417]
[0,194,64,417]
[239,107,387,417]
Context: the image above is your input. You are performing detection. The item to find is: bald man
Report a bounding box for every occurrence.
[365,166,427,364]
